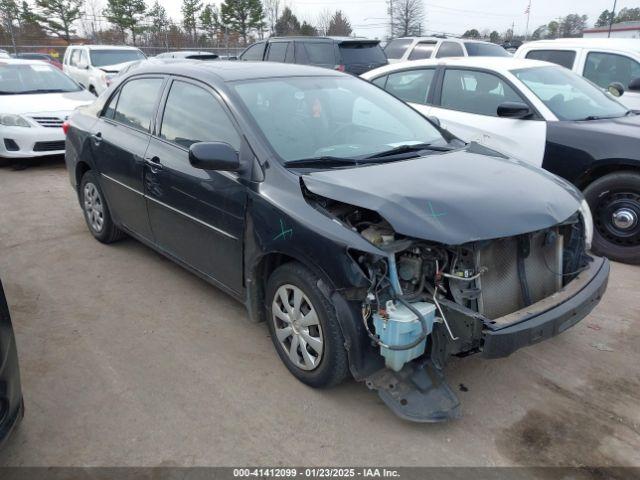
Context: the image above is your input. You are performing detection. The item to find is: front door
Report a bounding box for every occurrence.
[144,79,246,293]
[93,76,165,241]
[430,67,547,166]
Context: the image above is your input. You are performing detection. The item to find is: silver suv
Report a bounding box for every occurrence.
[384,36,510,63]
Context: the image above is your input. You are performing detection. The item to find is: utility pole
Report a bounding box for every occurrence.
[608,0,617,38]
[388,0,394,40]
[524,0,531,40]
[511,20,515,40]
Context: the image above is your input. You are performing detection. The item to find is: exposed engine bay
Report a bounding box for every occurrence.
[309,193,592,421]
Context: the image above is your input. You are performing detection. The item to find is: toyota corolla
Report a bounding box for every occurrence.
[64,62,609,422]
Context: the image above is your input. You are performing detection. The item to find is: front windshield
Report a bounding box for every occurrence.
[0,63,80,94]
[90,50,146,67]
[513,65,628,120]
[233,76,445,163]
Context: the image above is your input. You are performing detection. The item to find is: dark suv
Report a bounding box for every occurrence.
[239,36,387,74]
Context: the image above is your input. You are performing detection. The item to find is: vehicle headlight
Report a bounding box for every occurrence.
[0,114,31,128]
[579,199,593,250]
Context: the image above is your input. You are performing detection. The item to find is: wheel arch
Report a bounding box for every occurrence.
[75,161,92,197]
[574,160,640,190]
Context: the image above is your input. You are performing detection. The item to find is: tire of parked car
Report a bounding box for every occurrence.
[266,262,349,388]
[583,171,640,265]
[80,170,125,244]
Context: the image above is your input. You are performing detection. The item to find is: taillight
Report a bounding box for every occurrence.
[334,64,346,72]
[62,121,69,135]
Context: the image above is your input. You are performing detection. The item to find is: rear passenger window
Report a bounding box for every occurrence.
[441,69,523,116]
[436,42,464,58]
[301,43,335,66]
[384,39,413,60]
[408,42,436,60]
[385,69,435,104]
[113,78,163,131]
[267,42,289,62]
[525,50,576,69]
[160,81,240,150]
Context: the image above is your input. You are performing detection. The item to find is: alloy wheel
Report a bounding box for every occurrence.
[83,182,105,233]
[271,284,324,371]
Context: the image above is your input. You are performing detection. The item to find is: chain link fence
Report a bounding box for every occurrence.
[1,45,245,60]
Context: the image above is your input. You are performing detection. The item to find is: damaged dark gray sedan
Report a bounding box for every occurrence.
[64,62,609,422]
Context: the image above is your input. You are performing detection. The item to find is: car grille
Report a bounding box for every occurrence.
[477,229,563,319]
[33,140,65,152]
[30,116,64,128]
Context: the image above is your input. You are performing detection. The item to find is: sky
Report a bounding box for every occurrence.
[160,0,636,39]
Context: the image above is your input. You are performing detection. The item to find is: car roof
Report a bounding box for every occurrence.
[361,56,555,78]
[68,44,142,51]
[393,36,495,45]
[131,60,344,82]
[268,36,378,43]
[521,38,640,51]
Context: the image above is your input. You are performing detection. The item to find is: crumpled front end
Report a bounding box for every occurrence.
[307,190,608,422]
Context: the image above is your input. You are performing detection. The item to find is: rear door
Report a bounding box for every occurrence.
[265,41,293,63]
[143,78,246,293]
[430,67,547,165]
[295,41,337,69]
[377,67,438,111]
[338,41,387,74]
[92,76,166,241]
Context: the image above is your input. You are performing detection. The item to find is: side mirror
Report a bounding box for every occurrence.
[497,101,532,119]
[608,82,625,97]
[427,115,440,127]
[628,77,640,92]
[189,142,240,171]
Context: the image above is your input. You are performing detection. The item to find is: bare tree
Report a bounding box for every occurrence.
[263,0,280,35]
[390,0,424,37]
[316,8,331,36]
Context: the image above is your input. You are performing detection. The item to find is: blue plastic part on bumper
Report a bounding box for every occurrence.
[482,257,610,359]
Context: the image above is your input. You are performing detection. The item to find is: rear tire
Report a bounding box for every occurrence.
[583,171,640,265]
[80,170,125,244]
[266,262,349,388]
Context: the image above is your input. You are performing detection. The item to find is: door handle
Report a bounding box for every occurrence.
[91,132,102,144]
[145,156,163,170]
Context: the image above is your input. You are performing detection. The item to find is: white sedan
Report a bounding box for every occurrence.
[362,57,640,264]
[0,59,94,164]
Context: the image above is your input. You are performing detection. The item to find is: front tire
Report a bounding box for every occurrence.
[80,170,124,244]
[266,262,349,388]
[583,171,640,264]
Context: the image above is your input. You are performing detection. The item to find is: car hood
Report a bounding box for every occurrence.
[568,113,640,137]
[302,148,582,245]
[0,90,95,115]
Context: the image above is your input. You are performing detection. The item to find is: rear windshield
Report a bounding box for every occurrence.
[90,49,146,67]
[339,43,386,64]
[384,39,413,59]
[464,42,510,57]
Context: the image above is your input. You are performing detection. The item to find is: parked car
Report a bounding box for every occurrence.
[0,49,10,59]
[64,61,608,422]
[514,38,640,110]
[363,57,640,263]
[155,51,219,61]
[0,277,24,447]
[0,59,95,166]
[239,36,387,74]
[62,45,146,95]
[502,40,523,54]
[14,52,63,70]
[384,36,510,63]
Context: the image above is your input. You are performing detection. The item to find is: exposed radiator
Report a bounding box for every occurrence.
[477,229,563,319]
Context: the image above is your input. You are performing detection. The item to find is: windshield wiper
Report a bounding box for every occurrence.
[365,142,453,159]
[19,89,71,94]
[283,156,362,168]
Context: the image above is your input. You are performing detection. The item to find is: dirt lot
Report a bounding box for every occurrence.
[0,159,638,467]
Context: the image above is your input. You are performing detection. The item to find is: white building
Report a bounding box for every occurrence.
[583,21,640,39]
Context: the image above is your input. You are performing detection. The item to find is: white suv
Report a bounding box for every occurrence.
[384,37,510,63]
[515,38,640,110]
[62,45,146,95]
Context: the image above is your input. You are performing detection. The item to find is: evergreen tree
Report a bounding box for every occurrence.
[200,3,219,42]
[35,0,82,43]
[299,21,317,36]
[103,0,147,44]
[220,0,264,45]
[327,10,351,36]
[274,6,299,36]
[182,0,202,43]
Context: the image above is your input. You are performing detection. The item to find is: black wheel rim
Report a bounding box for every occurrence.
[593,190,640,247]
